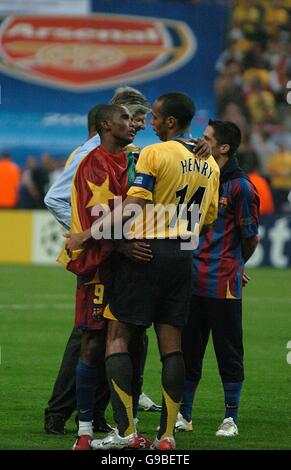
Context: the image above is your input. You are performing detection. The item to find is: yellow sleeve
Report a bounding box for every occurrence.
[127,145,159,202]
[204,171,219,226]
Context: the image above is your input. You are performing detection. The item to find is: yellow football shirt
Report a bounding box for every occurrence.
[127,140,220,239]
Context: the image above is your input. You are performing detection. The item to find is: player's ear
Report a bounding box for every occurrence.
[220,143,230,155]
[167,115,176,129]
[102,119,111,131]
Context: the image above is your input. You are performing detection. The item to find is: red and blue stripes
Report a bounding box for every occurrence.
[192,177,259,299]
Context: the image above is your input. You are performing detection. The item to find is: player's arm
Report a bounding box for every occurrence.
[102,194,149,232]
[115,240,152,264]
[201,170,220,233]
[65,195,149,253]
[234,178,260,263]
[111,196,153,263]
[44,152,81,230]
[44,169,72,230]
[241,234,259,287]
[242,235,259,263]
[191,137,212,159]
[65,227,91,251]
[242,271,251,286]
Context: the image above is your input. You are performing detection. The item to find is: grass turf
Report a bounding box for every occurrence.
[0,265,290,450]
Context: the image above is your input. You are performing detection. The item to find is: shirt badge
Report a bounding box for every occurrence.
[219,196,229,209]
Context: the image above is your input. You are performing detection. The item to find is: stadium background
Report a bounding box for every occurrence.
[0,0,290,451]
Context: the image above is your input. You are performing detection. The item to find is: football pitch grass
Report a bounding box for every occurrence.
[0,264,290,450]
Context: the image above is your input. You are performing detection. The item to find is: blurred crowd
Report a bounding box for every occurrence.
[216,0,291,214]
[0,152,65,209]
[0,0,290,214]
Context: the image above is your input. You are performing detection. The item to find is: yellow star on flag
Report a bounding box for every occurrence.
[86,176,116,208]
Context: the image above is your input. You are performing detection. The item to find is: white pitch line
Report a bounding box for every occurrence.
[0,304,74,310]
[26,293,72,298]
[0,293,72,298]
[246,297,291,303]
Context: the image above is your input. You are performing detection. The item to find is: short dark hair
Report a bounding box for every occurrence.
[87,105,100,133]
[208,119,241,157]
[94,104,126,134]
[157,92,195,129]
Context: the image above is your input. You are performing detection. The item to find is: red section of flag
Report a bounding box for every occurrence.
[68,144,128,276]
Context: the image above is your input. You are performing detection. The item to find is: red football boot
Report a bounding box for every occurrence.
[128,432,152,449]
[72,434,92,450]
[151,436,176,450]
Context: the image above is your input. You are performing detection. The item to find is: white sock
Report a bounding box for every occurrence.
[78,420,93,437]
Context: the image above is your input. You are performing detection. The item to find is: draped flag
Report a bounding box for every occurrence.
[58,144,128,329]
[58,144,128,275]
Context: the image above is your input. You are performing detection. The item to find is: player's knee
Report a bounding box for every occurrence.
[155,323,182,356]
[106,336,128,356]
[106,320,133,355]
[80,331,105,366]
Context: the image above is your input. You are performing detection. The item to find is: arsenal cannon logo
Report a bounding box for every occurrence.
[0,14,196,90]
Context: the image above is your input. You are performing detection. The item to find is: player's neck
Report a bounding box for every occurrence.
[100,135,125,155]
[101,142,124,154]
[166,128,191,141]
[216,154,229,169]
[101,139,124,153]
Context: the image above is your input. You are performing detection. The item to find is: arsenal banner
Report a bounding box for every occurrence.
[0,1,227,166]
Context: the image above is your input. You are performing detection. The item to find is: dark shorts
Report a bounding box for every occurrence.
[75,260,112,331]
[108,239,193,328]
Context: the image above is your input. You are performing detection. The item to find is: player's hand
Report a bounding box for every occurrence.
[191,137,211,159]
[64,232,86,256]
[242,272,251,287]
[116,240,153,264]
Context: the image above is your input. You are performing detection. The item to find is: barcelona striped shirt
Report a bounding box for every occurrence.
[192,159,260,299]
